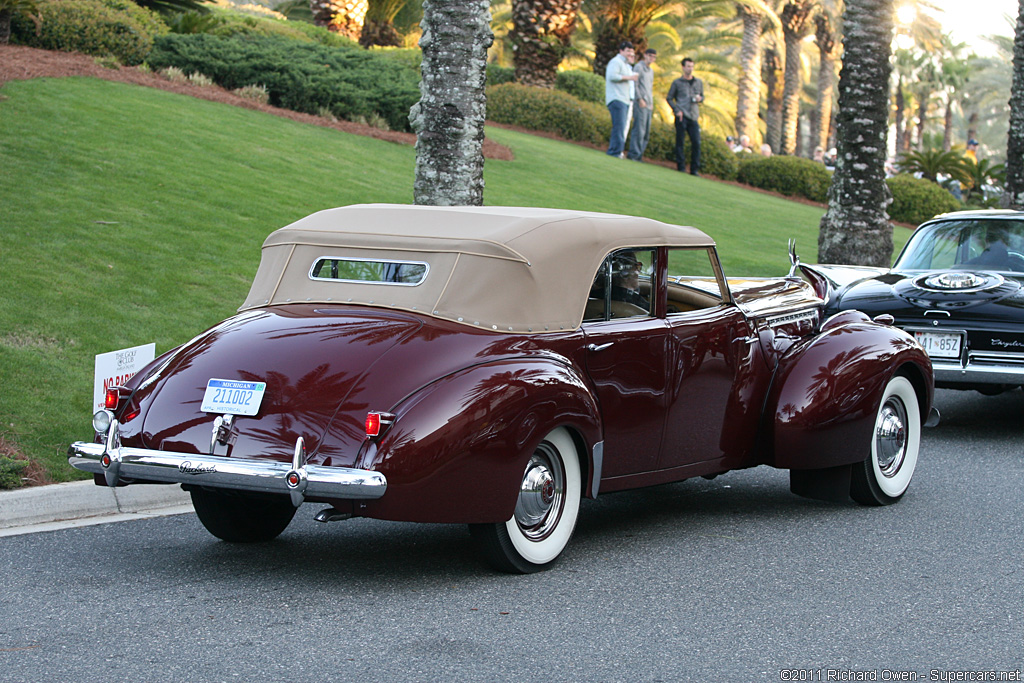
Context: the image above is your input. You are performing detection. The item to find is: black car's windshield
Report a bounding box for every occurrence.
[896,219,1024,273]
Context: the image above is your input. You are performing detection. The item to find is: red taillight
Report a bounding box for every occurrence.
[365,411,395,439]
[366,412,382,438]
[104,388,119,410]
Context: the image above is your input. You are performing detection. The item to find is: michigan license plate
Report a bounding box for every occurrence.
[914,331,962,359]
[200,379,266,416]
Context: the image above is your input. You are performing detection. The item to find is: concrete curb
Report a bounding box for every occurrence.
[0,480,192,536]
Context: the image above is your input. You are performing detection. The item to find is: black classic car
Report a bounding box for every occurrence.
[800,209,1024,394]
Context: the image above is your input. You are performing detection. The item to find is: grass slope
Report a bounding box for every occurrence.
[0,76,904,483]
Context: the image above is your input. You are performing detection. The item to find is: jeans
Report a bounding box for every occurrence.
[607,100,630,157]
[627,105,653,161]
[674,116,701,173]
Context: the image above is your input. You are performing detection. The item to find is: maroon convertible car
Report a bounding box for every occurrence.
[69,205,934,572]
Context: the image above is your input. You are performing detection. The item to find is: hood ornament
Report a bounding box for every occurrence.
[786,239,800,279]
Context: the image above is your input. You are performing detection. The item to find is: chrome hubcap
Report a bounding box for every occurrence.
[875,396,908,478]
[514,445,565,540]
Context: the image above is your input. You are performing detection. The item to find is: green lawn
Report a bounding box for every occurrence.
[0,76,909,484]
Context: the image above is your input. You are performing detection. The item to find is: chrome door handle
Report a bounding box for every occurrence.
[587,342,613,352]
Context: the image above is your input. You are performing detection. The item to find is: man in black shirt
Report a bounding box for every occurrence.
[666,57,704,176]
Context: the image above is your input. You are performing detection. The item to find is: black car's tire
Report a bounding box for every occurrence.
[851,375,920,506]
[190,488,297,542]
[469,428,582,573]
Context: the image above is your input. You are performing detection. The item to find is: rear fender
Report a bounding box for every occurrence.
[353,358,602,523]
[766,310,932,470]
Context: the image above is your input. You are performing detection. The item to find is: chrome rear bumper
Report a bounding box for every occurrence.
[68,424,386,507]
[932,356,1024,387]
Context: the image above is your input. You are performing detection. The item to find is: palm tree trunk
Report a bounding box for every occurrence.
[818,0,894,266]
[812,13,836,156]
[780,1,813,155]
[735,3,764,146]
[967,111,979,145]
[915,94,928,150]
[511,0,583,88]
[1004,0,1024,209]
[410,0,493,206]
[763,46,784,153]
[943,97,954,151]
[894,79,905,153]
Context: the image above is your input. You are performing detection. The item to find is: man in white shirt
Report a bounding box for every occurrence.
[605,41,638,158]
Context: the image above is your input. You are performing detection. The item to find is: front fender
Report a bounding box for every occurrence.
[766,310,933,470]
[353,358,602,523]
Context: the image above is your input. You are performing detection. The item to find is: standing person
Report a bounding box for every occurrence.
[966,138,979,162]
[667,57,704,175]
[627,49,657,162]
[605,41,638,158]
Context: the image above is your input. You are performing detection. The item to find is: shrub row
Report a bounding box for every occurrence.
[737,156,831,203]
[735,158,963,224]
[147,33,421,131]
[555,70,605,104]
[199,9,358,48]
[11,0,168,65]
[486,82,609,145]
[886,174,963,225]
[485,67,605,105]
[645,122,738,180]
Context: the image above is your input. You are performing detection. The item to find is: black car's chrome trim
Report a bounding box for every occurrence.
[68,421,386,505]
[932,359,1024,385]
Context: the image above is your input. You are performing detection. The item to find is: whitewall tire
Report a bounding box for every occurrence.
[470,428,582,573]
[851,375,920,506]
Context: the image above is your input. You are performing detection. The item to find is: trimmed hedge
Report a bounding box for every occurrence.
[484,67,604,105]
[644,122,738,181]
[204,11,357,47]
[11,0,168,65]
[147,34,420,131]
[736,155,831,203]
[486,64,514,86]
[886,173,963,225]
[556,69,604,104]
[486,82,609,145]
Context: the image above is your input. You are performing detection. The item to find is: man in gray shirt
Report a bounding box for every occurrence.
[627,49,657,162]
[666,57,704,175]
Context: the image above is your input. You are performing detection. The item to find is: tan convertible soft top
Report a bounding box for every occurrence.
[240,204,715,333]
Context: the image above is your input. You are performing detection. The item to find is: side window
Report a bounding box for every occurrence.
[666,248,724,314]
[584,248,656,321]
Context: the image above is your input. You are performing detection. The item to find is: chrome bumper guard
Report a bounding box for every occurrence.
[67,421,386,507]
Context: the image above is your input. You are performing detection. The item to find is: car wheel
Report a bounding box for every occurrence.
[190,488,297,542]
[850,375,920,506]
[469,428,582,573]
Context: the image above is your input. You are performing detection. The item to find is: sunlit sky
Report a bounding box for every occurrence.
[927,0,1017,54]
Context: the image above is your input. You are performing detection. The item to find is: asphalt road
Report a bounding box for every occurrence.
[1,389,1021,682]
